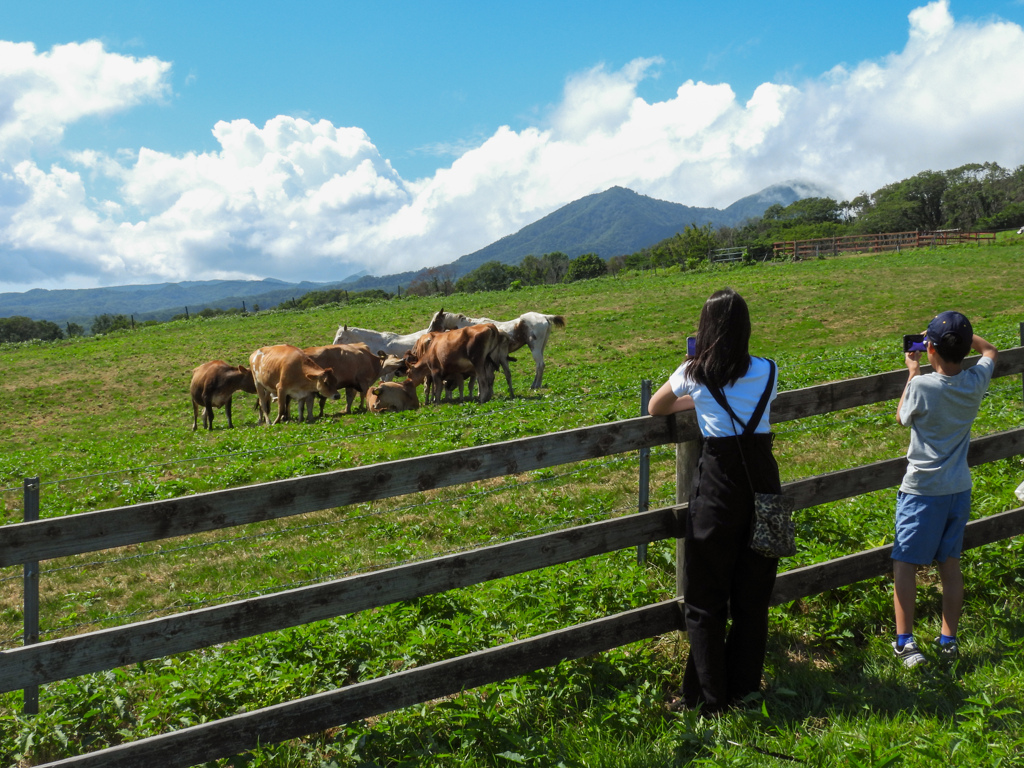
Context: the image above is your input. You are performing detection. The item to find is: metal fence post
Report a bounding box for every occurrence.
[23,477,40,715]
[637,380,652,564]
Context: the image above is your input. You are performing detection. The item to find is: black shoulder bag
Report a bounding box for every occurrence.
[705,360,796,558]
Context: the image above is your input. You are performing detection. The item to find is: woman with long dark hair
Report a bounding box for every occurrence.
[649,287,782,714]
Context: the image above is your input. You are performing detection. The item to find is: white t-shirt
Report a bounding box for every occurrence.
[668,356,777,437]
[899,355,995,495]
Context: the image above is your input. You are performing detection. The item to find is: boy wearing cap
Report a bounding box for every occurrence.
[891,311,997,667]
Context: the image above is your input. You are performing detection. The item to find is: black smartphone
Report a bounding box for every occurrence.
[687,336,696,357]
[902,334,926,353]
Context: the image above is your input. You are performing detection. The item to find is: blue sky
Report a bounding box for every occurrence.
[3,0,1024,292]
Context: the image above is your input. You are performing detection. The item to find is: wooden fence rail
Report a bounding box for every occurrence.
[4,346,1022,767]
[773,229,996,260]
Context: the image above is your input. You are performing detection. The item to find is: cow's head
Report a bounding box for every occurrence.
[309,370,342,400]
[238,365,258,394]
[427,308,446,333]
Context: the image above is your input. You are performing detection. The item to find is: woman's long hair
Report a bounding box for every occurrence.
[686,288,751,389]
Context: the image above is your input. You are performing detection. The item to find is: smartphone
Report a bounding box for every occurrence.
[902,334,926,353]
[686,336,697,357]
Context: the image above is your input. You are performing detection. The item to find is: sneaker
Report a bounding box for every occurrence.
[937,638,960,662]
[893,639,926,668]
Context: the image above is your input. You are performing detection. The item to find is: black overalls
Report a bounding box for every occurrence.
[679,396,782,712]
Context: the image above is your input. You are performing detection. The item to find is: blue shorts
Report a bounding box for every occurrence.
[892,490,971,565]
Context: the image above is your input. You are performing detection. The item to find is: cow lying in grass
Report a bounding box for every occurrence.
[367,379,421,413]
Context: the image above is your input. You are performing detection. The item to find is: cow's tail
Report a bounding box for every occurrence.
[548,314,566,328]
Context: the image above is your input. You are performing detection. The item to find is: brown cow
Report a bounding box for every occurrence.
[302,343,385,417]
[189,360,258,430]
[249,344,342,424]
[428,309,563,388]
[404,323,505,404]
[366,379,421,413]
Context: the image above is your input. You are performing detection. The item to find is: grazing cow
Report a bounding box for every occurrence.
[404,323,505,404]
[302,343,385,416]
[428,309,565,388]
[367,379,421,413]
[332,324,430,356]
[189,360,258,431]
[249,345,342,424]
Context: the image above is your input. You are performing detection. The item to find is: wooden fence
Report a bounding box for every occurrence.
[3,346,1024,767]
[773,230,996,260]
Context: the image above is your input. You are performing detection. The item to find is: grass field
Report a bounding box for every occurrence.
[2,240,1024,766]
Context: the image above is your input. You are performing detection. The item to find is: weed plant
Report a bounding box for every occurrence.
[1,242,1024,765]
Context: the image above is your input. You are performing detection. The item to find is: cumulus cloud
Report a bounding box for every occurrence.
[0,40,170,157]
[2,0,1024,292]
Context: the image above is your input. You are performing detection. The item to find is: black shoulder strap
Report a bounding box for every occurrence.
[705,359,776,436]
[745,359,776,435]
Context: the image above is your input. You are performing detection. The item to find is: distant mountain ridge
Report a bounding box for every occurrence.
[1,182,826,325]
[0,278,360,329]
[337,182,827,293]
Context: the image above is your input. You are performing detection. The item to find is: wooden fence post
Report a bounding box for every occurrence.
[23,477,40,715]
[637,380,652,564]
[675,427,699,598]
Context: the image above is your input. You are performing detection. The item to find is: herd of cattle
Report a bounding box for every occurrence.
[189,308,566,429]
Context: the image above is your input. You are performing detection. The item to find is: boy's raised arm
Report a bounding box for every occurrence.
[972,334,998,361]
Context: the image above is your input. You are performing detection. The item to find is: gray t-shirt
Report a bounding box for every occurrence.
[899,356,995,495]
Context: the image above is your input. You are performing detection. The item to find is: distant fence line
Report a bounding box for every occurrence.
[3,341,1024,767]
[773,229,996,260]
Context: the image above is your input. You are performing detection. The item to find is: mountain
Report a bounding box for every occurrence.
[0,278,359,328]
[338,181,828,293]
[1,182,826,325]
[721,180,840,223]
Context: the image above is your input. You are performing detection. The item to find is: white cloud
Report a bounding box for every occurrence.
[2,1,1024,293]
[0,40,170,157]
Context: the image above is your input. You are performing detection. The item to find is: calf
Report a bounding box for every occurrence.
[249,345,342,424]
[367,379,421,413]
[189,360,258,430]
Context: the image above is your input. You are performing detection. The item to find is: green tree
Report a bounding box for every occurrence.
[0,316,64,343]
[90,314,132,335]
[564,253,607,282]
[854,171,947,233]
[518,255,545,285]
[539,252,570,284]
[677,222,718,265]
[454,261,523,293]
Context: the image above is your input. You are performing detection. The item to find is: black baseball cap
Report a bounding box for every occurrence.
[926,311,973,347]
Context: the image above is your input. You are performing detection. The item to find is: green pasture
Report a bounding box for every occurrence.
[1,241,1024,766]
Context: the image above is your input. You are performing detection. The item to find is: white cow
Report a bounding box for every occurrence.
[428,308,565,389]
[332,325,430,356]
